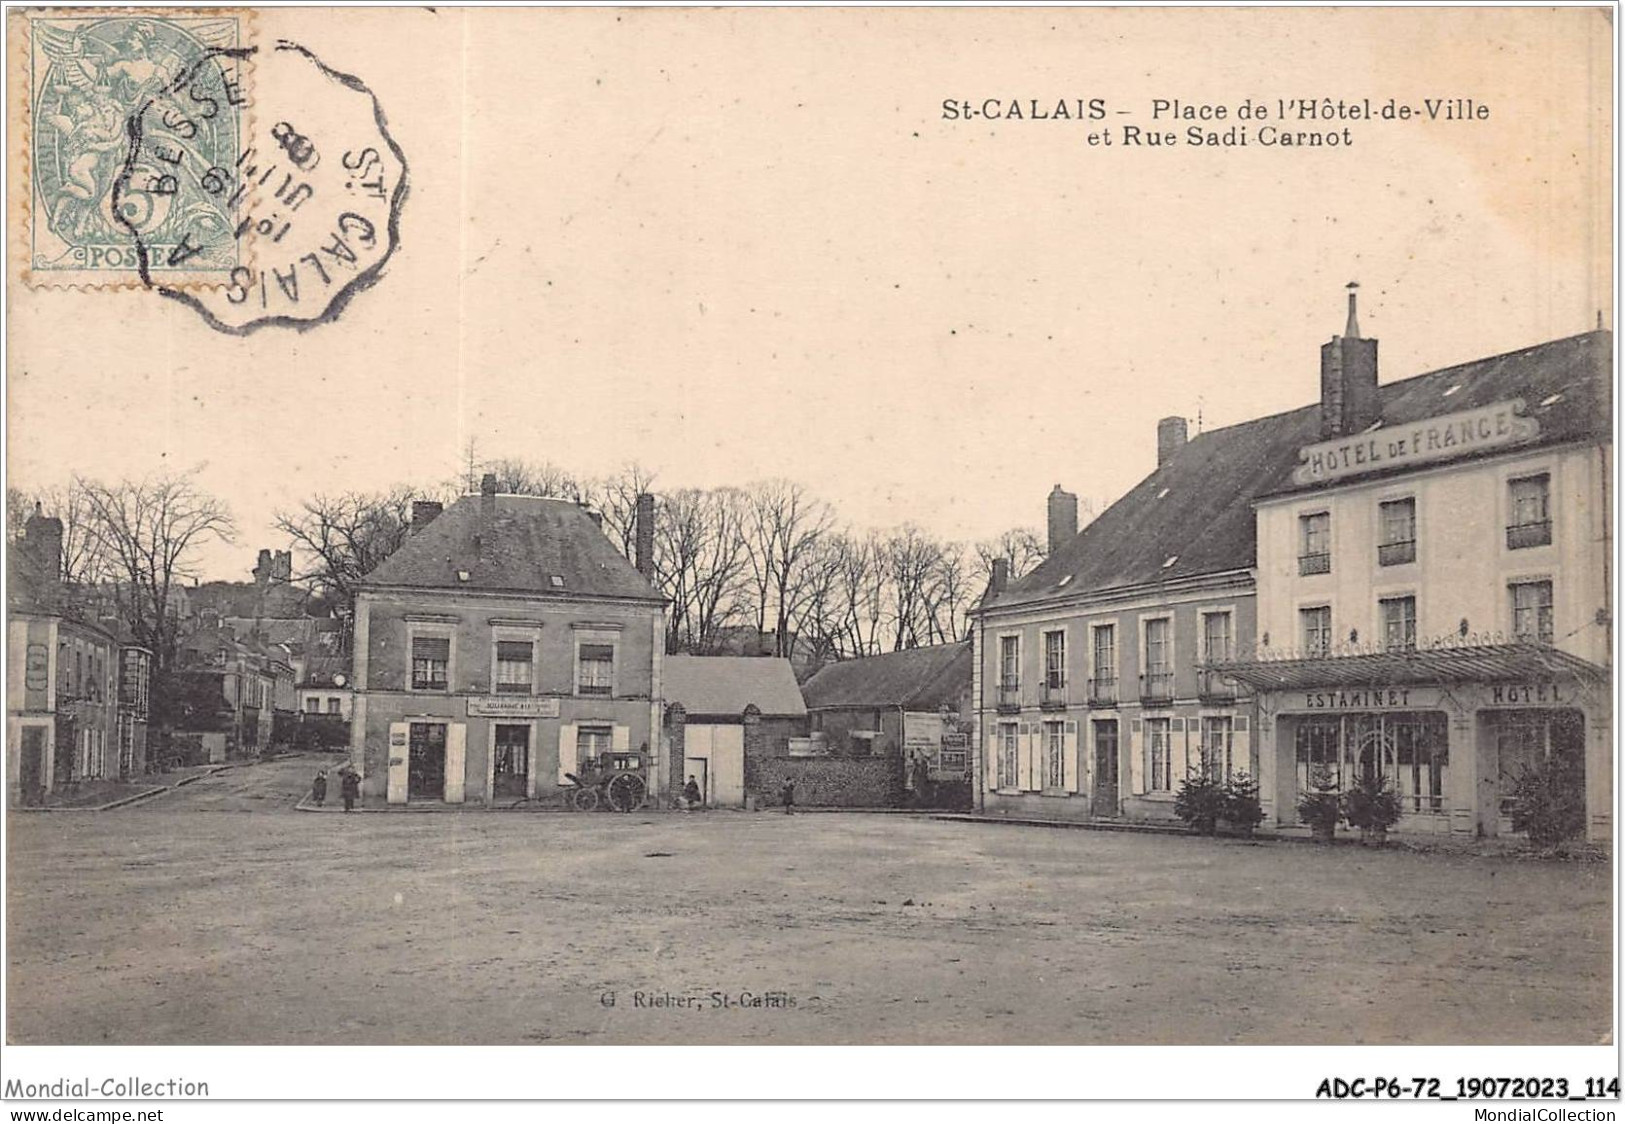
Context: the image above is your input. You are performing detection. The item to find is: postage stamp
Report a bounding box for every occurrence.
[14,9,253,288]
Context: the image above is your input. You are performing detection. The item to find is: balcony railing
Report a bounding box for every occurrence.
[1506,520,1552,549]
[1197,668,1238,703]
[1040,679,1068,709]
[1377,539,1416,566]
[1140,670,1175,705]
[1298,551,1331,576]
[1087,677,1118,707]
[997,681,1022,710]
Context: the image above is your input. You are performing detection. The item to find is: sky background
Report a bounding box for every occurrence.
[8,6,1613,581]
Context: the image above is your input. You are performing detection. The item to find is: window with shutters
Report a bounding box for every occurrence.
[494,639,535,694]
[1200,716,1233,780]
[1145,717,1172,792]
[577,724,613,768]
[997,722,1020,790]
[577,642,615,696]
[1043,721,1066,789]
[411,635,451,691]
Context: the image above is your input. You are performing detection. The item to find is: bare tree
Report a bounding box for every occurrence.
[923,541,974,644]
[483,458,589,502]
[743,480,834,659]
[974,527,1048,588]
[655,486,750,654]
[78,471,237,670]
[880,524,943,650]
[594,463,657,560]
[8,481,110,592]
[273,488,416,635]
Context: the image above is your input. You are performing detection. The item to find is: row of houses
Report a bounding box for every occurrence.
[970,292,1612,842]
[342,479,980,810]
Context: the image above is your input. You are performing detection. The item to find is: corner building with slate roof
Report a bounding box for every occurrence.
[971,291,1613,841]
[349,476,667,807]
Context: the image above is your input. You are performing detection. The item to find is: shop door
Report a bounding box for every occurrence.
[19,726,46,802]
[1092,720,1119,816]
[492,724,530,799]
[408,722,447,800]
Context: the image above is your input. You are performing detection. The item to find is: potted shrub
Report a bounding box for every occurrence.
[1220,772,1266,838]
[1341,772,1404,845]
[1297,769,1342,843]
[1509,752,1586,851]
[1173,769,1225,836]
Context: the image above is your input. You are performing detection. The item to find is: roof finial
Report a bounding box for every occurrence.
[1344,281,1361,339]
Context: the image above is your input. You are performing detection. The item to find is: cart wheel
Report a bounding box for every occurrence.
[606,773,646,813]
[572,786,601,812]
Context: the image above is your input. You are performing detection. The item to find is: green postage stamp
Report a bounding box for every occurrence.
[17,9,250,286]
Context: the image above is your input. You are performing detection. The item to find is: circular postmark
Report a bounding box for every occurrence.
[115,38,407,333]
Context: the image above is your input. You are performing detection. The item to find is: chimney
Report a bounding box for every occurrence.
[411,500,443,533]
[480,472,498,517]
[985,557,1011,604]
[635,492,656,578]
[1319,281,1380,438]
[1046,484,1078,555]
[253,548,273,586]
[1157,416,1188,466]
[24,503,63,586]
[273,551,292,582]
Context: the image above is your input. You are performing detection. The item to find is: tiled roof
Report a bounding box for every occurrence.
[801,642,972,711]
[986,330,1611,611]
[663,656,808,718]
[361,494,662,602]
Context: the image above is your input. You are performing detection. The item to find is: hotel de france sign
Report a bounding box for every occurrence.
[1292,399,1540,487]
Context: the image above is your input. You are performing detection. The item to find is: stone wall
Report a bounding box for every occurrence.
[745,755,903,809]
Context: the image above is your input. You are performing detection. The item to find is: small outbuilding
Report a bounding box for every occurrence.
[662,655,807,809]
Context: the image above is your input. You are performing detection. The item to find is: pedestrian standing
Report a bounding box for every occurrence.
[781,777,795,815]
[311,768,328,807]
[340,766,360,813]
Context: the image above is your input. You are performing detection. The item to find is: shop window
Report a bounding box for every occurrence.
[1377,498,1416,566]
[1380,596,1417,652]
[1295,712,1448,814]
[495,640,535,694]
[1300,606,1332,656]
[1506,475,1551,549]
[1145,717,1172,792]
[577,643,614,696]
[1299,512,1331,575]
[1490,709,1584,814]
[1510,581,1554,644]
[411,635,451,691]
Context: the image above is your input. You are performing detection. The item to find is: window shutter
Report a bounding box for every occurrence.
[444,723,467,804]
[496,640,531,660]
[387,722,410,804]
[412,636,450,660]
[1128,723,1145,795]
[1018,723,1035,791]
[1063,720,1078,793]
[986,724,1002,791]
[558,723,578,785]
[581,643,614,660]
[612,724,630,753]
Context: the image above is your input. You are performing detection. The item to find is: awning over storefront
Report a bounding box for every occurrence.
[1208,643,1609,692]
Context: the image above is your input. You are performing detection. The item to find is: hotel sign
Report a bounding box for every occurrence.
[1292,399,1540,486]
[467,697,562,718]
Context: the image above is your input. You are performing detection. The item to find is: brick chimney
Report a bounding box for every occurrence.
[635,492,656,578]
[480,472,498,517]
[410,500,443,533]
[1319,281,1380,438]
[984,556,1010,604]
[1157,416,1188,465]
[253,548,274,586]
[24,503,62,586]
[1046,485,1078,556]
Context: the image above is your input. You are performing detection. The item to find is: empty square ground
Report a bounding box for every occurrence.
[5,756,1611,1045]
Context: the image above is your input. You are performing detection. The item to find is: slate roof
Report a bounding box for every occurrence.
[663,656,808,718]
[360,493,662,602]
[800,642,972,711]
[985,330,1612,611]
[300,654,353,689]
